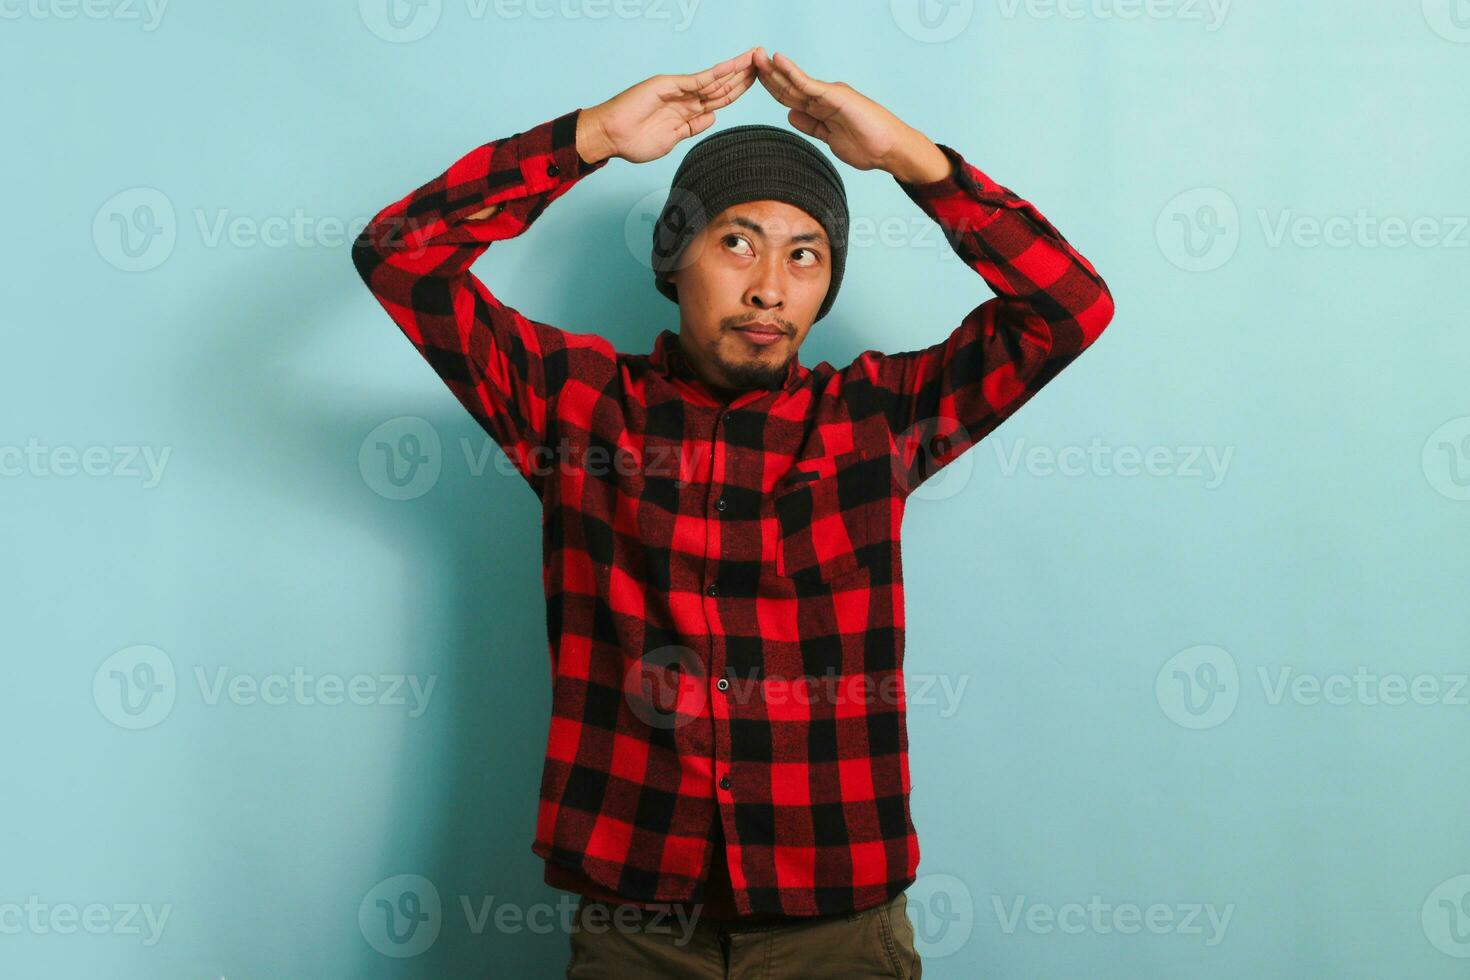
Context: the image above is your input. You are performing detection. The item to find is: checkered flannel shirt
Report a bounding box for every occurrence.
[351,106,1114,917]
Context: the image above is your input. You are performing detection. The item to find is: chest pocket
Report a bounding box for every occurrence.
[772,449,886,587]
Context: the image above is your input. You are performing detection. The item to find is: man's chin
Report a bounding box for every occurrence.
[714,355,789,391]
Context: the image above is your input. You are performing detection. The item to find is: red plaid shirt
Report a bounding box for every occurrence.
[352,107,1113,919]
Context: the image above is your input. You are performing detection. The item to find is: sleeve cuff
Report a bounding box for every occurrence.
[510,107,610,196]
[895,143,977,203]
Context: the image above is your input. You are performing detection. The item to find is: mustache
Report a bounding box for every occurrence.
[728,316,792,333]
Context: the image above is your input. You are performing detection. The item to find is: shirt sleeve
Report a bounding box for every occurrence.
[351,107,612,498]
[846,141,1115,494]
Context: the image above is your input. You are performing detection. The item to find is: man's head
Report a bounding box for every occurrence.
[662,199,830,392]
[650,124,848,394]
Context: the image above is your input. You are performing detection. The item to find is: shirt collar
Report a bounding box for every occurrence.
[648,329,804,401]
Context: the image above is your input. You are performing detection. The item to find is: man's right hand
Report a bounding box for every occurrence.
[577,47,760,165]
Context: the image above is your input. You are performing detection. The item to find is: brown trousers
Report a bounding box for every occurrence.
[565,890,922,979]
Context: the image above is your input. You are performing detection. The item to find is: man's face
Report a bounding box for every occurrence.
[664,199,832,394]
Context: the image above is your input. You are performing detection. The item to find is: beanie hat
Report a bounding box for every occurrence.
[650,124,848,323]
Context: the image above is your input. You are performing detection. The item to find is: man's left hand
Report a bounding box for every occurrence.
[752,48,951,184]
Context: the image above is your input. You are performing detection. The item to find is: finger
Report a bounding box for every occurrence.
[698,59,753,96]
[666,64,752,132]
[787,108,826,140]
[678,59,749,99]
[770,51,827,98]
[753,52,795,106]
[700,64,756,109]
[754,49,805,109]
[685,111,717,139]
[686,47,755,91]
[764,51,836,117]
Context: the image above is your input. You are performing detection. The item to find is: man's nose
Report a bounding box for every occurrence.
[745,260,786,309]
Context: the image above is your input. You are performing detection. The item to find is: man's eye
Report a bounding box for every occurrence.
[793,248,820,265]
[724,235,752,254]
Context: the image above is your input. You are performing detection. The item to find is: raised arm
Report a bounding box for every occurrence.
[352,50,762,498]
[350,108,611,499]
[752,48,1115,492]
[860,142,1114,489]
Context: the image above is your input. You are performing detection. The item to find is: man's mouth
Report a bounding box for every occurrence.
[734,322,786,346]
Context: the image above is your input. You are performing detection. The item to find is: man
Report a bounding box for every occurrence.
[352,46,1113,978]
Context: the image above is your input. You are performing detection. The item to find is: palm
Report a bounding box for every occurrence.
[788,87,902,172]
[597,49,759,164]
[752,49,907,172]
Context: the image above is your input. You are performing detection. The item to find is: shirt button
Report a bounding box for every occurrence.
[706,583,718,597]
[716,677,729,691]
[546,162,560,177]
[719,774,731,790]
[714,497,727,512]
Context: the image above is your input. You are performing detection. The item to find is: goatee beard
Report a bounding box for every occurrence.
[714,354,789,391]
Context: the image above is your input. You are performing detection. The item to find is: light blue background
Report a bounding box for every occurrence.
[4,0,1469,976]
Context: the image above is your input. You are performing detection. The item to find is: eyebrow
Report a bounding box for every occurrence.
[715,215,828,247]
